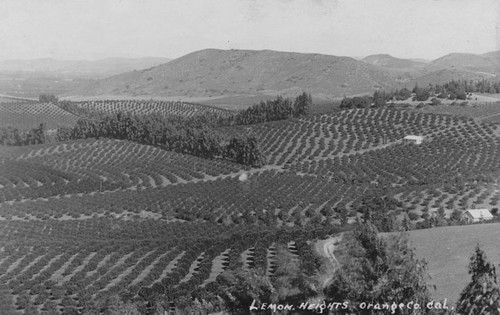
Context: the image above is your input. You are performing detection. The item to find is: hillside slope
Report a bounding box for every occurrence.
[362,54,426,69]
[426,52,500,75]
[68,49,500,101]
[69,49,403,100]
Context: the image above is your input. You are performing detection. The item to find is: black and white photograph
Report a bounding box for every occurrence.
[0,0,499,314]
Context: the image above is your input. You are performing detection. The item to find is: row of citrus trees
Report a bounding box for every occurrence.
[0,138,243,202]
[0,217,337,314]
[2,93,312,167]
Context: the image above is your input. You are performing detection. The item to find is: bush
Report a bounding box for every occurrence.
[39,94,58,103]
[408,212,420,221]
[415,88,430,101]
[430,98,441,106]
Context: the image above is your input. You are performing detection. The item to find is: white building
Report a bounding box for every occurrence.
[461,209,494,224]
[403,135,424,145]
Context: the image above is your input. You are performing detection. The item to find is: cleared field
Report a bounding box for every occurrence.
[407,223,500,305]
[197,94,335,112]
[416,101,500,121]
[0,102,80,130]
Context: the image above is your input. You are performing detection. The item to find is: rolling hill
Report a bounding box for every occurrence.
[362,54,426,69]
[68,49,404,100]
[67,49,500,102]
[362,51,500,88]
[426,52,500,75]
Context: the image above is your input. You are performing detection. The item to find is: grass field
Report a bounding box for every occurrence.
[407,223,500,305]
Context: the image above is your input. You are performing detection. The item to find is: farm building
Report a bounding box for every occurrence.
[403,135,424,145]
[461,209,494,224]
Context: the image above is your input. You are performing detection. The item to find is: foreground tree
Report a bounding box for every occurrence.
[455,245,500,314]
[217,245,318,314]
[217,267,274,314]
[39,93,58,103]
[325,222,433,314]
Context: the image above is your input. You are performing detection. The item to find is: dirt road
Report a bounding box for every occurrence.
[314,233,343,290]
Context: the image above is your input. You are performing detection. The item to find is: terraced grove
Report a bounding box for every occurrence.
[68,99,235,118]
[3,106,500,313]
[3,108,500,221]
[0,219,323,315]
[0,139,243,204]
[0,102,81,130]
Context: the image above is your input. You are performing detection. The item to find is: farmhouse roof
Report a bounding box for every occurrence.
[463,209,493,219]
[404,135,424,140]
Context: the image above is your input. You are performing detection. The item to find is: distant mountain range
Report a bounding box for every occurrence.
[0,57,171,79]
[2,49,499,101]
[67,49,500,101]
[69,49,406,100]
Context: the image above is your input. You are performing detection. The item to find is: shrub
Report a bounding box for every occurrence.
[430,98,441,106]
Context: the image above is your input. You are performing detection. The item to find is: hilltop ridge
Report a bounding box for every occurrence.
[68,48,402,100]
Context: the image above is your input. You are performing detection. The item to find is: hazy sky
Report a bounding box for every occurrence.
[0,0,498,61]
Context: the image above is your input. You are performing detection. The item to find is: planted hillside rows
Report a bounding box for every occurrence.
[0,139,242,202]
[3,104,500,311]
[0,102,80,130]
[2,108,500,223]
[0,219,327,314]
[68,99,234,118]
[234,108,470,164]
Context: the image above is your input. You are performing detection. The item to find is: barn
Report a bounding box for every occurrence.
[403,135,424,145]
[461,209,494,224]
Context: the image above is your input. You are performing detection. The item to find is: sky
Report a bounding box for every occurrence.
[0,0,498,61]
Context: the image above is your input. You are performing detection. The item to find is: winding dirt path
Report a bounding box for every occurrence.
[315,233,343,290]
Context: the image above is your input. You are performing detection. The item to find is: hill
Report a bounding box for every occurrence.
[407,50,500,87]
[426,52,500,76]
[68,49,402,100]
[362,54,426,69]
[68,49,500,103]
[411,68,497,86]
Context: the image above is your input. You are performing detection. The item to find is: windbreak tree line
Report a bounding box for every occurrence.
[340,79,500,109]
[56,113,267,167]
[38,93,59,103]
[0,123,46,146]
[439,79,500,95]
[1,93,312,166]
[231,92,312,125]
